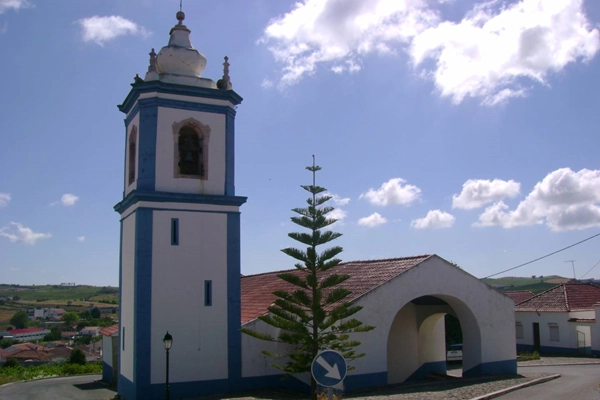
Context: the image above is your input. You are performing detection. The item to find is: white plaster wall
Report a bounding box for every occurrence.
[103,335,113,367]
[387,302,419,383]
[150,209,229,384]
[155,107,226,195]
[120,214,136,380]
[241,318,294,379]
[515,311,593,350]
[124,114,140,196]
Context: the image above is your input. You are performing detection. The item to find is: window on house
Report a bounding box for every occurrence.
[549,323,560,341]
[122,327,125,351]
[178,126,204,177]
[204,280,212,306]
[128,126,137,185]
[515,322,524,339]
[171,218,179,246]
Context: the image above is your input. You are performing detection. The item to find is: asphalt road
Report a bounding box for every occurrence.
[499,364,600,400]
[0,374,115,400]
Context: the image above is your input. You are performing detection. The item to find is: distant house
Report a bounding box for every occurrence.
[515,283,600,355]
[80,327,100,336]
[61,331,78,341]
[0,328,50,343]
[100,325,119,385]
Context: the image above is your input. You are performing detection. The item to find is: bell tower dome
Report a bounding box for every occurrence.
[114,9,245,400]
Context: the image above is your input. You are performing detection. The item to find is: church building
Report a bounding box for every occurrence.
[113,9,517,400]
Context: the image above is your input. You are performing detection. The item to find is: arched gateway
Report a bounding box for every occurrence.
[241,255,517,391]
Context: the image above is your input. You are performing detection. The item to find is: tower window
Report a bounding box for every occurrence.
[178,126,204,177]
[122,327,125,351]
[204,280,212,306]
[171,218,179,246]
[128,126,137,185]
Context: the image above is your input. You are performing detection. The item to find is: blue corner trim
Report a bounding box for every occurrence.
[137,102,157,191]
[119,81,243,114]
[124,104,139,127]
[463,359,517,377]
[228,213,242,381]
[135,209,153,393]
[225,108,235,195]
[118,375,135,400]
[406,361,446,381]
[117,221,126,394]
[114,190,247,214]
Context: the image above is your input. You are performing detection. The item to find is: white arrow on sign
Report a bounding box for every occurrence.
[316,355,341,380]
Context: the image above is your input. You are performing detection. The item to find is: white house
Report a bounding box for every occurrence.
[100,325,119,385]
[80,327,100,336]
[0,328,50,342]
[515,283,600,355]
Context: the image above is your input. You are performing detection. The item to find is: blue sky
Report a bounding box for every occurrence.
[1,0,600,286]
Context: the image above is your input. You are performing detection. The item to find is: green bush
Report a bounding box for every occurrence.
[68,348,87,365]
[518,351,540,361]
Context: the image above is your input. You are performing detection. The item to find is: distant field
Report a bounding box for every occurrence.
[0,284,118,303]
[482,275,567,293]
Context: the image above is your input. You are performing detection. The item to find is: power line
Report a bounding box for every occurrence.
[581,259,600,280]
[483,232,600,279]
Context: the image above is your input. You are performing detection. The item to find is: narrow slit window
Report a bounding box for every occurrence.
[122,327,125,351]
[171,218,179,246]
[204,280,212,306]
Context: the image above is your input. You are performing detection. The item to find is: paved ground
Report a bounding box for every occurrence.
[2,358,599,400]
[0,375,115,400]
[496,364,600,400]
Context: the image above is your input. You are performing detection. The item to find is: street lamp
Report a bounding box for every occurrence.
[163,331,173,400]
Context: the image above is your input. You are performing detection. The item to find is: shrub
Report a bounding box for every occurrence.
[68,349,87,365]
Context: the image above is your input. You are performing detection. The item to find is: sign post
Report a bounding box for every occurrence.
[311,350,347,400]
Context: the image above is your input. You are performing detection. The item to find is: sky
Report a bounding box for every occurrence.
[1,0,600,286]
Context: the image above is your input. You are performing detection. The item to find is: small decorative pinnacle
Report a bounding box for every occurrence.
[176,10,185,25]
[217,56,232,90]
[147,48,157,73]
[134,74,144,84]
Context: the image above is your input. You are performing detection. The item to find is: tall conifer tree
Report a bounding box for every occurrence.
[242,157,374,399]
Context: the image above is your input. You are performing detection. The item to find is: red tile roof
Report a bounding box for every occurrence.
[516,283,600,312]
[241,255,432,324]
[503,290,535,304]
[8,328,46,334]
[99,325,119,336]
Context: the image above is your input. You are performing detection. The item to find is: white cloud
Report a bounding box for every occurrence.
[259,0,438,87]
[51,193,79,207]
[0,192,10,207]
[410,0,600,105]
[260,0,599,106]
[360,178,421,206]
[78,16,150,46]
[261,78,274,89]
[358,212,388,227]
[0,222,51,245]
[0,0,31,14]
[327,208,348,228]
[475,168,600,231]
[77,236,85,242]
[324,192,351,206]
[452,179,520,209]
[411,209,455,229]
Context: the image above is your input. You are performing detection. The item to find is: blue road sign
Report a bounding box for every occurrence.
[311,350,347,387]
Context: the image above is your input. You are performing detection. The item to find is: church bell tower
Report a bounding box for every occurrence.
[114,10,246,400]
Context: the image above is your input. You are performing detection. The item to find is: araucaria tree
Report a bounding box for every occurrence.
[241,158,374,399]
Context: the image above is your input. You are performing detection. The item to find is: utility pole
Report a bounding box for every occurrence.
[564,260,576,280]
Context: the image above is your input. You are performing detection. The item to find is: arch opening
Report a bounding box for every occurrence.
[386,294,482,384]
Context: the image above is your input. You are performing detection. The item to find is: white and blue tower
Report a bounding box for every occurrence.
[114,10,245,400]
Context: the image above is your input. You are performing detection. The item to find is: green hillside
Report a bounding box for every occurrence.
[482,275,567,293]
[0,284,118,303]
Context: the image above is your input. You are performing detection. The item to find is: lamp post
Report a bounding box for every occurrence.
[163,331,173,400]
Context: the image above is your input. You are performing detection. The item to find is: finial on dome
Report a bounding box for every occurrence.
[217,56,233,90]
[176,1,185,25]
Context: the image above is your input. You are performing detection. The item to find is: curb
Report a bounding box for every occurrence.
[518,361,600,367]
[469,374,560,400]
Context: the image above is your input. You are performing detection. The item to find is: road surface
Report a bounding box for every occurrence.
[499,364,600,400]
[0,374,115,400]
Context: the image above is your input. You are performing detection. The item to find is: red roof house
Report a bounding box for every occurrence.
[503,290,535,305]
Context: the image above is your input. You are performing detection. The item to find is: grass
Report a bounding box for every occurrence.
[0,284,118,303]
[482,275,566,293]
[517,351,540,361]
[0,361,102,386]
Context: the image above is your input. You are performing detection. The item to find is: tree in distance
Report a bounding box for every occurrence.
[91,307,101,319]
[241,157,374,400]
[62,311,79,327]
[10,311,29,329]
[68,348,87,365]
